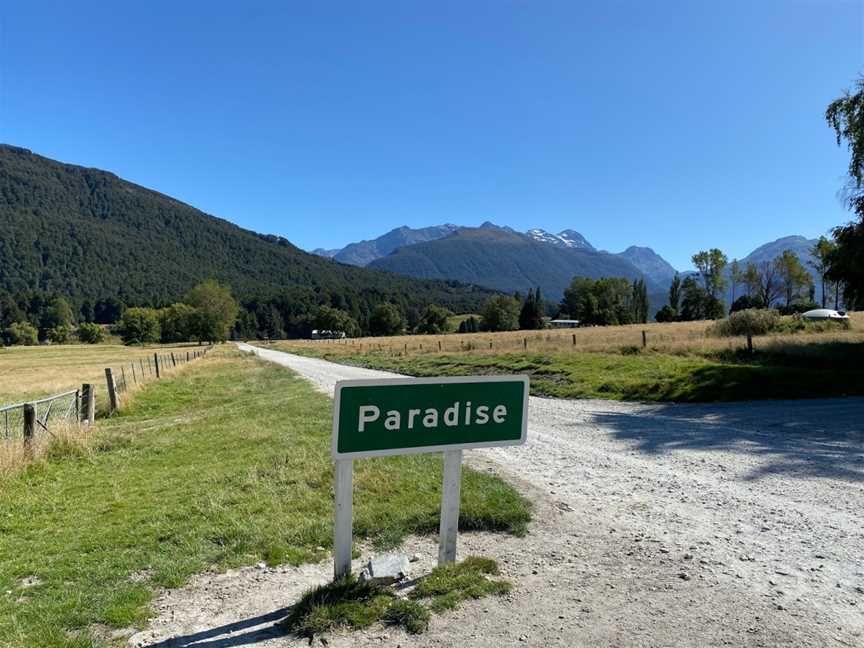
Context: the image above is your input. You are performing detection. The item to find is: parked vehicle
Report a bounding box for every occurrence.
[801,308,850,321]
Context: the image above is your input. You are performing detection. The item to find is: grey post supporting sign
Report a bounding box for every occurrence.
[331,375,529,578]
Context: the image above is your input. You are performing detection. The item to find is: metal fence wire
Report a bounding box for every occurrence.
[0,390,80,441]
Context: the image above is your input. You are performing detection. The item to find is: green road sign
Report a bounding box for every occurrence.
[332,375,529,459]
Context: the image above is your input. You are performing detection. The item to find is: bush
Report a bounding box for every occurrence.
[47,325,72,344]
[729,295,765,313]
[654,305,677,322]
[369,303,403,337]
[458,316,480,333]
[120,307,161,344]
[416,305,452,334]
[77,322,105,344]
[777,301,820,316]
[710,308,779,338]
[3,321,38,346]
[480,296,520,332]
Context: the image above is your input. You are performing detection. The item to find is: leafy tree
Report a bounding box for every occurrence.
[560,276,635,325]
[518,288,545,330]
[668,273,682,314]
[654,305,677,323]
[730,294,765,313]
[185,280,239,342]
[416,304,452,334]
[313,306,360,338]
[746,261,783,307]
[680,277,724,321]
[729,259,745,304]
[458,316,480,333]
[159,303,198,343]
[369,303,404,336]
[480,295,520,332]
[42,296,74,331]
[631,279,649,324]
[0,292,24,329]
[94,298,125,324]
[47,325,72,344]
[120,307,161,344]
[4,321,38,346]
[77,322,105,344]
[810,236,838,308]
[825,78,864,308]
[775,250,813,307]
[692,249,728,298]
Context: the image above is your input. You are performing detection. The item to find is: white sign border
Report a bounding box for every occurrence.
[331,374,530,460]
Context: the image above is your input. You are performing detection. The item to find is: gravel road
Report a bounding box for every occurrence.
[131,344,864,648]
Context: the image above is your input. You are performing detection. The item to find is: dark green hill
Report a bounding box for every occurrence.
[369,227,668,303]
[0,144,491,317]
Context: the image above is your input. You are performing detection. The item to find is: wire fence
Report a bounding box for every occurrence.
[1,345,212,444]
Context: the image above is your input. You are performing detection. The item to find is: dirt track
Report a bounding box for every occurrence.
[129,344,864,647]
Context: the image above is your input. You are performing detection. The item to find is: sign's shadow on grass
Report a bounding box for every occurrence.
[140,607,289,648]
[592,397,864,483]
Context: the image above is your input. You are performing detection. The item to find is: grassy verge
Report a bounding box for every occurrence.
[275,341,864,402]
[0,351,530,648]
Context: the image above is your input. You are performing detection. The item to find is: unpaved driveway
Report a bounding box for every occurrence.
[130,344,864,648]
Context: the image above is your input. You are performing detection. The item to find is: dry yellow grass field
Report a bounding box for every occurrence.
[0,342,204,405]
[276,312,864,358]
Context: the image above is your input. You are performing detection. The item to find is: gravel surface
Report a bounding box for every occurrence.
[129,344,864,647]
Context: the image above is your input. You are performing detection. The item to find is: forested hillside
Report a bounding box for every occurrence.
[0,145,491,336]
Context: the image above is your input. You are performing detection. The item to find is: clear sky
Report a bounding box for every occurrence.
[1,1,861,270]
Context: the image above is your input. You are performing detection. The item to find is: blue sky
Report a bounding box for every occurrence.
[1,1,861,270]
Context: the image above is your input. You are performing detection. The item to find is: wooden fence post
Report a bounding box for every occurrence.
[186,351,190,362]
[154,353,160,378]
[105,368,118,412]
[642,330,647,348]
[140,359,146,379]
[438,340,442,351]
[572,333,576,345]
[81,384,95,424]
[121,367,127,391]
[23,403,35,446]
[171,352,177,367]
[523,337,527,350]
[131,363,137,384]
[747,334,754,354]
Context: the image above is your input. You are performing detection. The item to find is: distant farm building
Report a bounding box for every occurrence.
[550,319,580,329]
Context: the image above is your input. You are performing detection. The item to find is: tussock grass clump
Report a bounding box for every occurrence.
[282,576,394,637]
[383,599,430,634]
[709,308,779,337]
[0,421,92,481]
[410,556,512,612]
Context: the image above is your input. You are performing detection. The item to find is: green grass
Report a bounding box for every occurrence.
[283,558,506,639]
[409,556,512,612]
[282,576,395,638]
[285,342,864,402]
[0,352,530,648]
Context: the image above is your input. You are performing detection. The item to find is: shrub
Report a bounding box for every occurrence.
[47,325,72,344]
[480,296,520,332]
[654,305,677,322]
[3,321,38,346]
[77,322,105,344]
[120,307,161,344]
[729,295,765,313]
[383,599,430,634]
[368,304,403,337]
[416,305,452,335]
[777,301,820,316]
[710,308,779,338]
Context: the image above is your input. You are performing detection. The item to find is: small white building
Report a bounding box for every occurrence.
[550,319,580,329]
